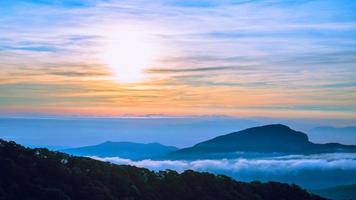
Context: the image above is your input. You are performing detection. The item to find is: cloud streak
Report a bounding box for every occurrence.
[0,0,355,117]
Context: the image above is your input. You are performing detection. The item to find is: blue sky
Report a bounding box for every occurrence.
[0,0,356,118]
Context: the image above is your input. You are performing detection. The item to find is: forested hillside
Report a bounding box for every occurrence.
[0,139,324,200]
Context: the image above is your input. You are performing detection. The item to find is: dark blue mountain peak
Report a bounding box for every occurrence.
[169,124,356,158]
[62,141,178,160]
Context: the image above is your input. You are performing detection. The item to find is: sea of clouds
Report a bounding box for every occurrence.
[90,153,356,189]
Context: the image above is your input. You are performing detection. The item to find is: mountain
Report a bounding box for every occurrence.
[309,126,356,145]
[313,184,356,200]
[169,124,356,159]
[0,139,325,200]
[61,141,178,160]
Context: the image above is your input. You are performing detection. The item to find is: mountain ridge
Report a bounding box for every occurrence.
[168,124,356,159]
[0,139,325,200]
[62,141,178,160]
[309,126,356,145]
[61,124,356,160]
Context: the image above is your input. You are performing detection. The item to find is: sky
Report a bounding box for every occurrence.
[1,0,356,118]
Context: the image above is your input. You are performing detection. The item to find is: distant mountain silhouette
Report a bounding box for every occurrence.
[309,126,356,145]
[0,139,325,200]
[62,141,178,160]
[169,124,356,159]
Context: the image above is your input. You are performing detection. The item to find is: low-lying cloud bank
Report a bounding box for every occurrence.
[90,153,356,189]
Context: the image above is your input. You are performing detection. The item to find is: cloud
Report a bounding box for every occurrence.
[145,66,235,74]
[90,153,356,188]
[91,156,190,171]
[48,70,108,77]
[0,0,356,117]
[91,153,356,172]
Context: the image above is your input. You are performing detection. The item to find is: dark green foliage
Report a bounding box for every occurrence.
[0,139,325,200]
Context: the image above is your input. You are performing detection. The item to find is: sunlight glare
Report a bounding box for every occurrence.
[102,30,156,83]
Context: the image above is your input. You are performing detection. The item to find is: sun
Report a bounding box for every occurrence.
[102,30,156,83]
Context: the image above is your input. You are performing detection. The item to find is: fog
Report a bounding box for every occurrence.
[0,117,257,148]
[2,117,356,148]
[91,153,356,189]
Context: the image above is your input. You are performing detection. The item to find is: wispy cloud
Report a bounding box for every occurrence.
[0,0,355,117]
[91,153,356,188]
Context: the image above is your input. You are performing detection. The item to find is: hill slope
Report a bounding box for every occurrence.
[170,124,356,159]
[62,141,178,160]
[0,139,324,200]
